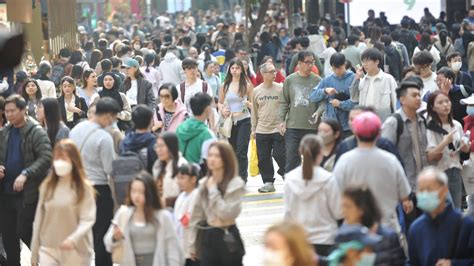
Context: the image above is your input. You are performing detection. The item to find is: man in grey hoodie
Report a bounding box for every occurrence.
[159,46,185,85]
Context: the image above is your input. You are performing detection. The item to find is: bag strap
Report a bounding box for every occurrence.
[79,128,99,153]
[447,215,464,258]
[202,81,208,94]
[180,82,186,103]
[394,113,404,146]
[460,84,469,98]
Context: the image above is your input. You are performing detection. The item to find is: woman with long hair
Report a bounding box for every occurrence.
[70,50,90,70]
[71,65,85,88]
[93,72,132,131]
[119,58,156,110]
[284,134,342,258]
[240,57,257,86]
[413,32,441,69]
[190,141,246,265]
[341,187,405,265]
[263,221,316,266]
[140,52,161,98]
[318,120,343,172]
[21,78,42,118]
[30,139,96,265]
[34,61,57,98]
[89,49,103,70]
[152,132,188,207]
[57,76,88,129]
[77,69,98,107]
[218,59,253,182]
[36,97,70,147]
[426,91,470,209]
[153,83,187,133]
[434,29,455,68]
[104,171,184,265]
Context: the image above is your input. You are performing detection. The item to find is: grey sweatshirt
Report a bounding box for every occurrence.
[70,120,115,185]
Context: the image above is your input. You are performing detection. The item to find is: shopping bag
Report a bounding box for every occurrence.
[461,160,474,195]
[249,136,259,177]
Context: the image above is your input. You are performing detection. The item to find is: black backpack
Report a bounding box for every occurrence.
[111,148,148,204]
[51,62,67,87]
[392,113,427,145]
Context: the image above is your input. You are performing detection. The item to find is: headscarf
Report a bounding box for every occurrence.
[99,72,124,110]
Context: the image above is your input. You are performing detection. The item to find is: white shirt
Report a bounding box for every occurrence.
[174,189,198,258]
[321,47,337,76]
[365,74,377,107]
[427,121,464,171]
[421,72,439,98]
[126,79,138,105]
[177,79,214,113]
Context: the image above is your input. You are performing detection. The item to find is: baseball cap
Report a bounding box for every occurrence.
[352,111,381,139]
[334,224,382,247]
[460,94,474,105]
[122,58,139,68]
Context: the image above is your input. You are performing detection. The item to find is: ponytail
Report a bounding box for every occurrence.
[299,134,323,181]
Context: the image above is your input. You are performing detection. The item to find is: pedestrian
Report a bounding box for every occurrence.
[333,111,413,231]
[412,51,439,99]
[34,61,57,98]
[76,69,98,107]
[447,52,473,89]
[104,171,185,266]
[413,32,441,70]
[58,76,88,129]
[0,96,5,129]
[120,105,157,173]
[21,79,42,118]
[426,91,470,209]
[70,97,120,266]
[408,167,474,265]
[263,221,316,266]
[280,50,321,173]
[310,53,355,137]
[174,163,200,266]
[342,35,362,68]
[30,139,96,266]
[176,93,216,166]
[218,58,253,181]
[284,134,342,259]
[318,120,342,172]
[140,52,161,98]
[251,62,286,193]
[255,56,286,86]
[179,58,213,114]
[341,187,406,265]
[119,58,156,110]
[153,132,187,207]
[36,97,70,147]
[159,45,185,85]
[0,95,52,266]
[350,48,397,121]
[189,141,246,266]
[153,83,188,133]
[94,72,132,131]
[202,61,221,97]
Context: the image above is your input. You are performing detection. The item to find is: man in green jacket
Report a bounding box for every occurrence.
[0,95,52,266]
[176,93,216,167]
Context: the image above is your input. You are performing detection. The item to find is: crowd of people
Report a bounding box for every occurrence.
[1,2,474,266]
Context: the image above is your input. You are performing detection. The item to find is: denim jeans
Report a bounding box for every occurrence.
[284,128,317,173]
[445,167,463,209]
[256,133,286,183]
[229,118,251,181]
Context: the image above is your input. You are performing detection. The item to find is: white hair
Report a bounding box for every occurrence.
[418,166,448,185]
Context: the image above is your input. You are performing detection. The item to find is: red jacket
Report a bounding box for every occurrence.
[255,70,286,86]
[463,115,474,152]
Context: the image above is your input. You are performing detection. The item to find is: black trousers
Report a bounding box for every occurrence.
[285,128,317,173]
[228,118,251,181]
[93,185,114,266]
[200,225,245,266]
[0,195,36,266]
[255,133,286,183]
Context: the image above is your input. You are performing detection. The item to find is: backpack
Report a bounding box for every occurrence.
[51,62,67,87]
[393,113,427,146]
[111,148,148,204]
[180,81,208,103]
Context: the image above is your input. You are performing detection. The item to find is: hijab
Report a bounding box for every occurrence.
[99,72,124,110]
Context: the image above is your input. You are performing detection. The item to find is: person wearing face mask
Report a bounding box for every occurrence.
[284,134,343,259]
[408,167,474,265]
[70,97,121,266]
[263,221,316,266]
[447,52,473,89]
[318,120,342,172]
[327,224,381,266]
[30,139,96,266]
[461,95,474,216]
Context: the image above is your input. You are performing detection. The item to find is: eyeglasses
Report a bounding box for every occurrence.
[263,70,276,74]
[303,60,315,65]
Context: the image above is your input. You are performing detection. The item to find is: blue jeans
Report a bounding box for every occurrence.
[445,168,463,209]
[284,128,317,173]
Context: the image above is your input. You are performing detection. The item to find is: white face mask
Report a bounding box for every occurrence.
[451,61,462,72]
[263,249,290,266]
[53,160,73,177]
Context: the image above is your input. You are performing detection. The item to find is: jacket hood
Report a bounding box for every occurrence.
[285,166,333,200]
[159,100,187,115]
[176,118,208,141]
[121,131,156,151]
[164,52,178,62]
[335,71,354,81]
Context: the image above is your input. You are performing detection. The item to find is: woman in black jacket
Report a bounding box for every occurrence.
[57,76,88,129]
[119,57,156,111]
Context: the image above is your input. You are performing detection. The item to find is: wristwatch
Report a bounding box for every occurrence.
[21,170,28,177]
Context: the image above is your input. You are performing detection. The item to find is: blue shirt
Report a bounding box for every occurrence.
[3,127,24,195]
[408,203,474,266]
[309,71,355,131]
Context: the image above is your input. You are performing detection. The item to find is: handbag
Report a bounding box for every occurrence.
[219,115,233,138]
[249,136,259,177]
[111,205,129,264]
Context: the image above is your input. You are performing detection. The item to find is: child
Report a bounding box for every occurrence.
[104,171,184,266]
[174,163,200,266]
[461,95,474,216]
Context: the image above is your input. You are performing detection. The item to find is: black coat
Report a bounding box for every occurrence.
[58,95,88,129]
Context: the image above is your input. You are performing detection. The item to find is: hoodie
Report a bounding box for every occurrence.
[119,131,157,173]
[176,118,216,164]
[158,52,185,85]
[157,100,188,133]
[310,71,355,131]
[284,165,342,245]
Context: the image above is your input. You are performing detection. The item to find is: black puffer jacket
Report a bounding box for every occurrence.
[374,225,406,266]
